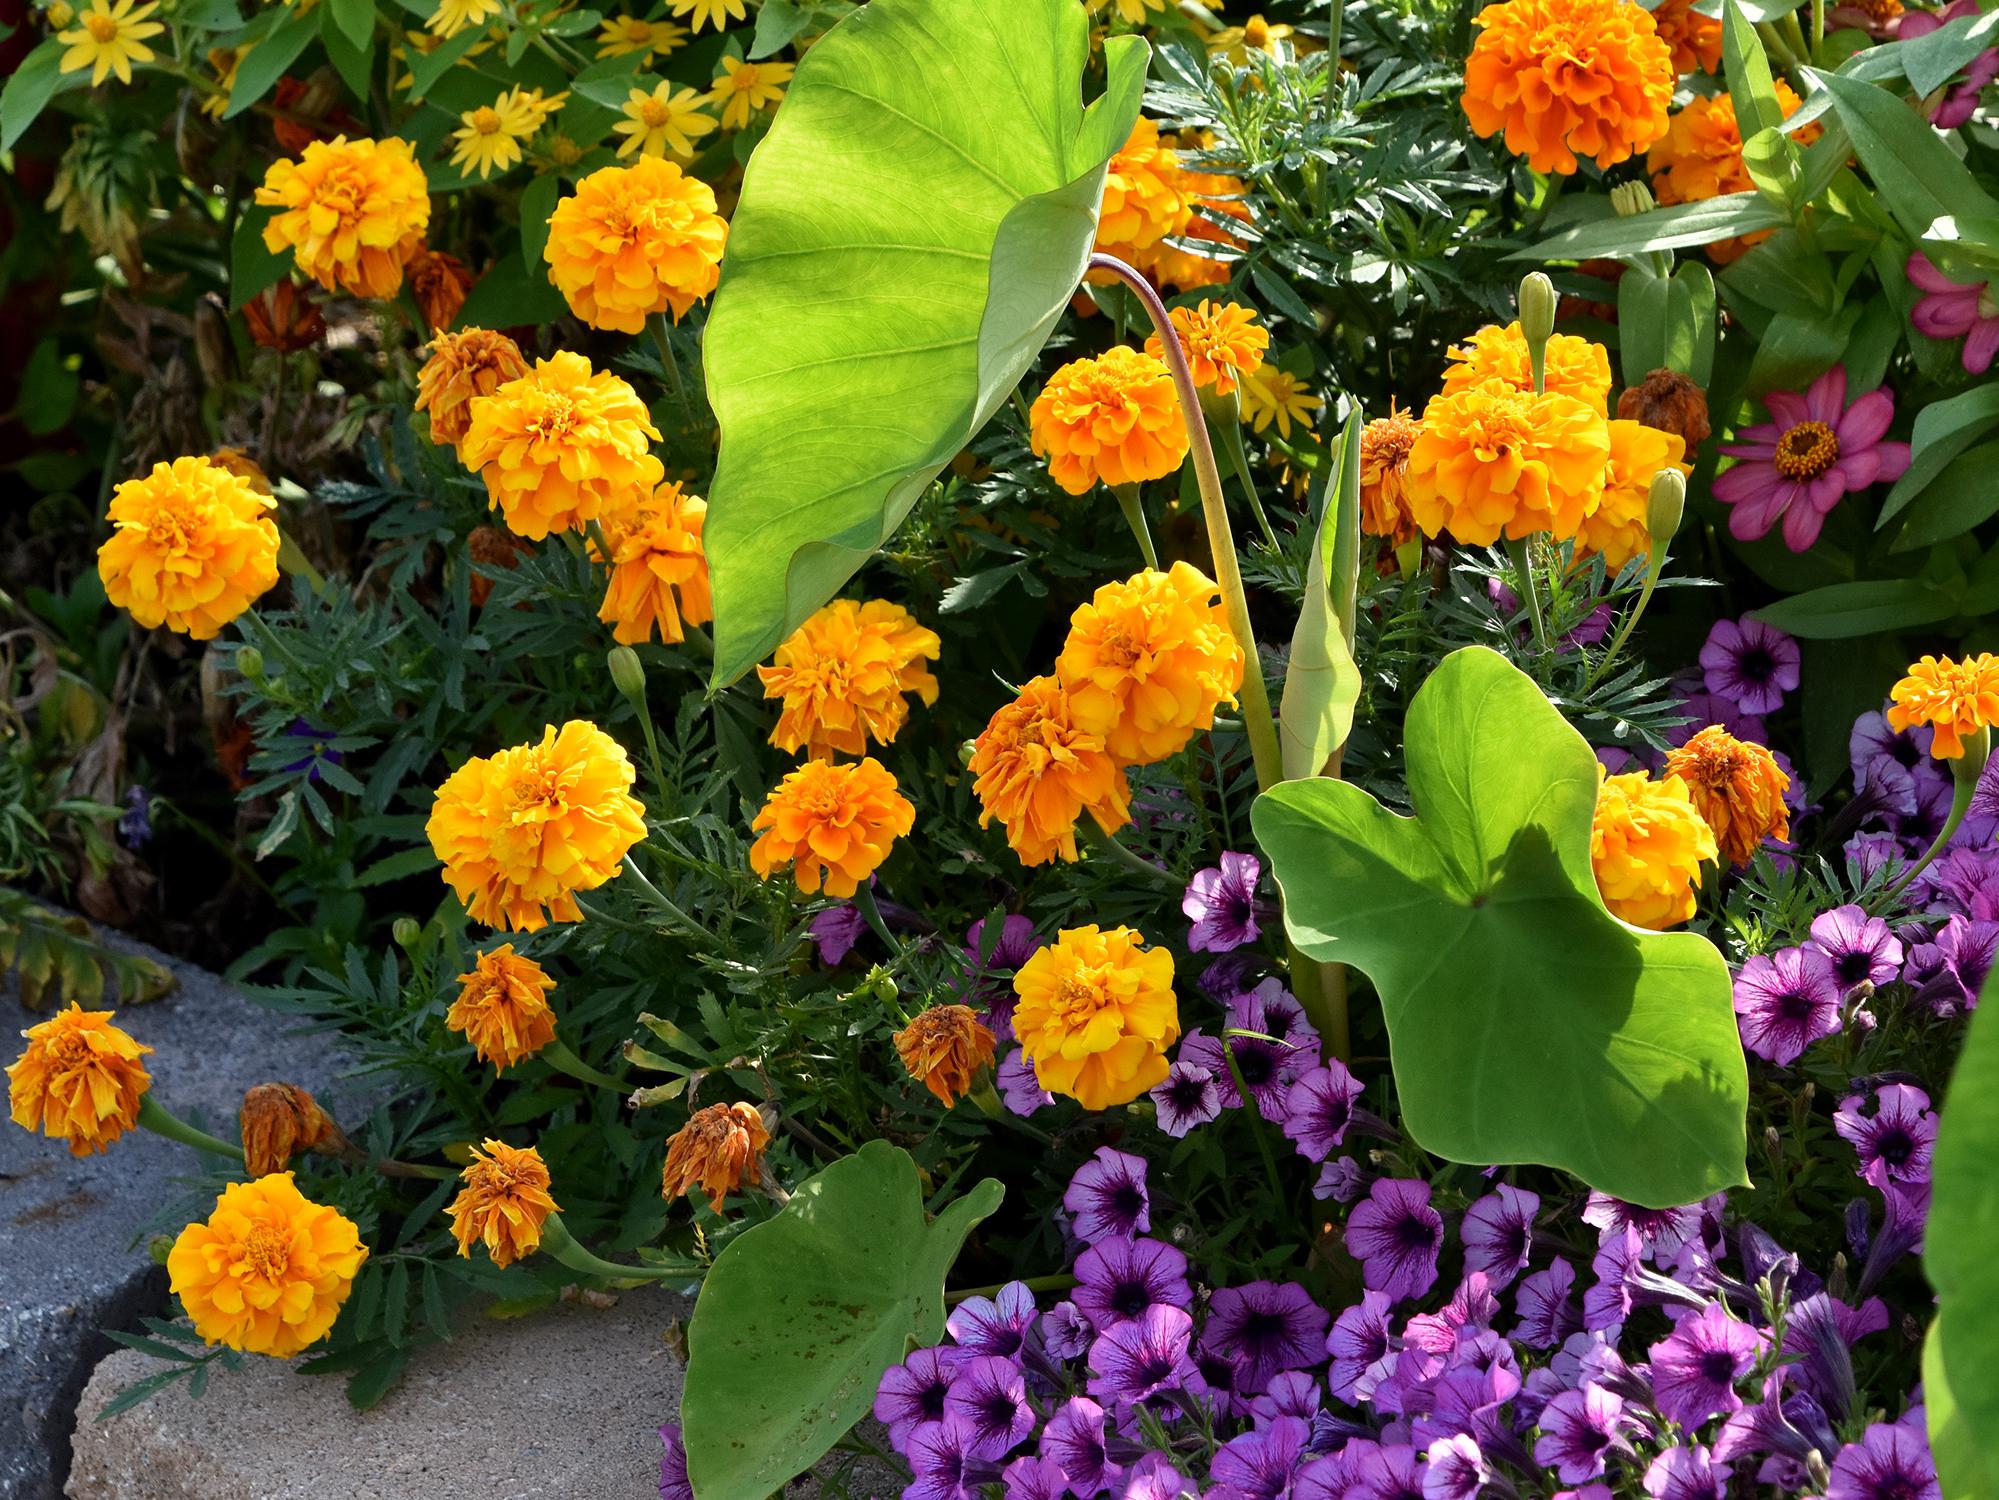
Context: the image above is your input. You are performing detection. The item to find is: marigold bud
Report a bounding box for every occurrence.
[607,645,647,702]
[893,1005,997,1109]
[1618,367,1711,451]
[1646,467,1688,552]
[235,646,265,680]
[661,1101,771,1212]
[239,1082,336,1177]
[1516,272,1557,347]
[391,916,422,948]
[1610,180,1658,217]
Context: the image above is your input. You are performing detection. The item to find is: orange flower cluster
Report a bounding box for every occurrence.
[543,156,727,333]
[749,757,915,897]
[1665,725,1792,867]
[1888,652,1999,759]
[757,600,941,759]
[662,1101,770,1211]
[1145,300,1267,397]
[1030,346,1189,496]
[1440,322,1614,411]
[1579,419,1690,570]
[97,456,281,640]
[1405,386,1612,547]
[970,675,1132,867]
[254,136,430,299]
[893,1005,998,1108]
[1090,120,1251,291]
[7,1003,152,1157]
[1590,768,1716,930]
[448,1139,559,1268]
[448,945,559,1070]
[1358,405,1422,547]
[415,327,528,450]
[1651,0,1722,73]
[594,481,713,646]
[1647,83,1819,262]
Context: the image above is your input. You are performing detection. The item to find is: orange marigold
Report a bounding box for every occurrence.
[1577,418,1689,571]
[757,600,941,759]
[1651,0,1722,73]
[970,675,1132,867]
[1647,83,1819,262]
[7,1003,152,1157]
[254,135,430,300]
[458,351,664,540]
[594,481,713,646]
[1405,386,1612,546]
[1590,768,1716,930]
[448,944,559,1070]
[415,327,529,450]
[1091,118,1187,268]
[1011,924,1179,1110]
[242,278,325,352]
[1055,562,1244,765]
[447,1139,559,1268]
[894,1005,998,1108]
[749,757,914,898]
[1030,346,1189,496]
[661,1101,770,1211]
[1439,322,1614,411]
[1887,653,1999,760]
[168,1174,368,1357]
[1358,404,1422,546]
[1146,159,1251,291]
[407,246,474,331]
[1665,725,1792,867]
[97,456,280,641]
[426,720,649,930]
[239,1082,337,1177]
[1462,0,1674,174]
[542,156,728,334]
[1145,300,1268,396]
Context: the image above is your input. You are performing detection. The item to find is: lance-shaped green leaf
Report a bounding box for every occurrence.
[682,1141,1004,1500]
[701,0,1146,685]
[1279,411,1362,780]
[1252,646,1749,1207]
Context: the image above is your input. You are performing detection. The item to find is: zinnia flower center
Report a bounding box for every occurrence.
[241,1222,292,1280]
[85,12,121,40]
[1774,420,1839,480]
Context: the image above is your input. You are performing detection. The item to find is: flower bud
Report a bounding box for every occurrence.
[607,644,647,702]
[1516,272,1557,346]
[235,645,264,680]
[869,966,899,1006]
[239,1082,336,1177]
[391,915,422,949]
[1954,724,1992,784]
[1610,181,1656,217]
[46,0,76,26]
[1645,468,1687,550]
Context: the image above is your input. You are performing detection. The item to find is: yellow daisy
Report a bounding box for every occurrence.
[57,0,163,86]
[450,91,539,180]
[508,84,568,130]
[668,0,745,33]
[1238,365,1323,440]
[708,55,792,130]
[595,13,688,56]
[612,81,718,159]
[199,45,241,119]
[428,0,501,38]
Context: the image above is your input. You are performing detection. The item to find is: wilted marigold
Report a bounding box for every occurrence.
[1440,322,1614,411]
[1056,563,1243,765]
[1618,368,1712,452]
[894,1005,997,1108]
[415,327,528,451]
[1461,0,1674,174]
[407,247,473,331]
[594,482,713,646]
[749,758,914,898]
[98,456,281,640]
[1887,653,1999,759]
[1030,346,1189,496]
[427,720,649,930]
[1145,300,1267,397]
[1650,0,1722,72]
[448,945,558,1070]
[970,675,1131,867]
[458,351,664,540]
[1092,119,1187,268]
[1664,725,1791,867]
[1405,387,1611,546]
[1577,419,1688,570]
[168,1174,368,1357]
[1358,404,1422,546]
[543,156,728,334]
[242,278,325,352]
[239,1083,336,1177]
[1590,768,1715,930]
[662,1101,770,1211]
[7,1003,152,1157]
[757,600,940,759]
[1012,924,1179,1110]
[448,1139,559,1268]
[254,135,430,300]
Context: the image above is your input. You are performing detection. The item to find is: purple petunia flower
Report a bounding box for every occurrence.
[876,1347,969,1447]
[1806,904,1904,993]
[1123,1453,1196,1500]
[1712,1367,1834,1471]
[1181,981,1320,1118]
[1003,1455,1071,1500]
[1203,1281,1331,1393]
[943,1355,1035,1460]
[278,718,343,780]
[1073,1236,1193,1329]
[1344,1442,1428,1500]
[1461,1184,1540,1290]
[1580,1193,1710,1264]
[1040,1301,1093,1362]
[1064,1147,1151,1245]
[1249,1371,1323,1428]
[1698,618,1800,716]
[963,914,1042,1038]
[1326,1289,1396,1403]
[1421,1435,1488,1500]
[1835,1083,1936,1191]
[948,1282,1038,1358]
[1513,1256,1582,1349]
[1826,1419,1941,1500]
[1346,1177,1444,1304]
[1534,1387,1635,1485]
[1313,1155,1368,1203]
[1209,1416,1311,1500]
[997,1048,1053,1116]
[1202,952,1268,999]
[1086,1302,1205,1410]
[1896,0,1999,127]
[659,1424,693,1500]
[1732,945,1842,1065]
[1711,366,1911,551]
[1040,1397,1123,1498]
[1668,685,1767,749]
[809,903,867,967]
[1184,851,1264,953]
[1281,1062,1366,1161]
[1150,1060,1223,1137]
[1649,1302,1766,1432]
[906,1417,985,1500]
[1903,915,1999,1015]
[1781,1292,1888,1422]
[1917,844,1999,923]
[1642,1445,1728,1500]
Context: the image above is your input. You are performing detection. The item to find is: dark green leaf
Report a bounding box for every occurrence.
[231,207,290,311]
[750,0,811,57]
[330,0,375,50]
[225,8,319,117]
[404,27,483,101]
[1723,0,1783,140]
[1745,305,1858,395]
[19,339,80,436]
[1805,67,1999,244]
[1750,576,1962,637]
[1878,383,1999,527]
[1887,439,1999,552]
[1,40,69,154]
[519,171,560,272]
[345,1347,409,1410]
[1902,7,1999,96]
[320,2,375,101]
[1527,195,1787,261]
[453,247,567,329]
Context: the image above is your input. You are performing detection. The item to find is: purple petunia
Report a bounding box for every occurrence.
[659,1424,693,1500]
[1064,1147,1151,1245]
[1086,1302,1205,1410]
[1732,945,1842,1065]
[997,1048,1054,1116]
[1208,1416,1311,1500]
[1642,1445,1728,1500]
[1181,981,1320,1118]
[1698,617,1800,717]
[962,914,1042,1038]
[1712,366,1911,551]
[1826,1419,1941,1500]
[1150,1060,1223,1137]
[944,1355,1036,1460]
[809,903,868,966]
[1184,851,1264,953]
[1073,1236,1193,1328]
[1534,1387,1635,1485]
[1202,1281,1331,1393]
[948,1282,1038,1358]
[1580,1193,1710,1264]
[876,1346,968,1446]
[1249,1371,1322,1428]
[1903,914,1999,1015]
[1281,1062,1366,1161]
[1040,1397,1123,1499]
[1461,1184,1540,1290]
[1835,1083,1937,1191]
[906,1417,984,1500]
[1125,1452,1198,1500]
[1806,904,1904,993]
[1326,1290,1396,1404]
[1781,1292,1888,1421]
[1040,1300,1093,1362]
[1422,1435,1488,1500]
[1314,1156,1368,1203]
[1513,1257,1582,1349]
[1002,1455,1070,1500]
[1346,1177,1445,1305]
[1649,1302,1765,1433]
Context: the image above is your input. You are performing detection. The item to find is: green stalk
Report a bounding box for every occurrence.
[621,857,701,933]
[540,1037,626,1091]
[1870,740,1986,914]
[540,1214,699,1283]
[1202,390,1283,552]
[1504,536,1551,653]
[137,1096,240,1160]
[855,883,903,956]
[1112,482,1161,570]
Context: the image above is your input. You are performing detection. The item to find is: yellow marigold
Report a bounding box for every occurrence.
[167,1174,368,1358]
[1647,84,1818,263]
[97,456,280,641]
[1578,418,1688,571]
[757,599,941,759]
[1439,322,1614,411]
[1887,653,1999,760]
[543,156,728,332]
[1461,0,1674,174]
[1011,924,1179,1110]
[1651,0,1722,72]
[749,757,914,898]
[1145,300,1268,396]
[7,1003,152,1157]
[1590,768,1715,930]
[426,720,649,931]
[1030,346,1189,496]
[662,1101,770,1211]
[970,675,1132,867]
[894,1005,998,1108]
[1237,364,1323,439]
[57,0,161,86]
[458,351,664,540]
[1092,119,1187,267]
[1664,725,1791,867]
[1055,562,1244,765]
[594,481,713,646]
[1358,404,1422,546]
[1404,386,1611,546]
[239,1083,336,1177]
[254,136,430,300]
[447,1139,559,1268]
[415,327,528,451]
[709,55,792,131]
[448,945,558,1070]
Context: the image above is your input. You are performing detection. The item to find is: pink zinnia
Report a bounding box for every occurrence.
[1907,251,1999,374]
[1896,0,1999,128]
[1711,366,1910,551]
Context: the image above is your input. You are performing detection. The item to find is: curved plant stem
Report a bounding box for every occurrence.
[1091,824,1178,888]
[622,857,700,933]
[1220,1035,1286,1203]
[137,1096,240,1159]
[1112,482,1161,569]
[540,1214,699,1283]
[946,1273,1077,1305]
[1871,769,1978,915]
[1584,568,1661,690]
[1203,393,1283,551]
[1504,536,1551,653]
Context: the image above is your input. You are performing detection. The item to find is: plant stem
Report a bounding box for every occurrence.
[1112,483,1161,569]
[945,1273,1078,1305]
[1090,254,1282,792]
[1870,768,1978,914]
[1292,946,1350,1063]
[855,883,903,956]
[1090,823,1178,888]
[1204,395,1283,552]
[540,1214,700,1283]
[1220,1036,1287,1203]
[1504,537,1551,653]
[1584,568,1661,691]
[137,1096,240,1160]
[622,857,700,933]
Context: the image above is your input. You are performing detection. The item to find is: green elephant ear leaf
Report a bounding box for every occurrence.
[682,1141,1004,1500]
[1250,646,1749,1208]
[701,0,1147,686]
